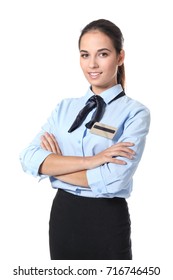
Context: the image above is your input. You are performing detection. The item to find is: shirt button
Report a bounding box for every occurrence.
[78,140,81,144]
[76,189,81,194]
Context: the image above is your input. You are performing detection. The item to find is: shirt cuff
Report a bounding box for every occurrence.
[20,149,53,178]
[86,167,108,197]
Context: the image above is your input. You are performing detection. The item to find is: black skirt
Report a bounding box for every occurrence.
[49,189,132,260]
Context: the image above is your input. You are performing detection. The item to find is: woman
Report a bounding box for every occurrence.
[20,19,150,260]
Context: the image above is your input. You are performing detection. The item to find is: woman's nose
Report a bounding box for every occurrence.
[89,56,99,68]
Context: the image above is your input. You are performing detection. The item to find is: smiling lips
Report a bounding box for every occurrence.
[88,72,102,79]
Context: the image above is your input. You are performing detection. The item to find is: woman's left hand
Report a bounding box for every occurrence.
[40,132,62,155]
[40,132,88,186]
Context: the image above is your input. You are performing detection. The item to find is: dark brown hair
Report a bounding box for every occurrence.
[79,19,125,90]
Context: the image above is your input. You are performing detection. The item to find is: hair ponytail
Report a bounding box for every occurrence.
[117,64,125,91]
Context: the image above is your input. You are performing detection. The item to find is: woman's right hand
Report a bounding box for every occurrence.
[41,132,62,155]
[87,142,135,169]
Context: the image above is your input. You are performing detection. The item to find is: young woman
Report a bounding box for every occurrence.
[20,19,150,260]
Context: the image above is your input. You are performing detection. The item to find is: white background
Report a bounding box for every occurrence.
[0,0,173,278]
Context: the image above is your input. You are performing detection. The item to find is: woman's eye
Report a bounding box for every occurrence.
[81,53,89,58]
[99,52,108,57]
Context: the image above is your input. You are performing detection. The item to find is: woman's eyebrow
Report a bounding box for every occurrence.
[97,48,111,52]
[80,48,111,53]
[80,50,88,53]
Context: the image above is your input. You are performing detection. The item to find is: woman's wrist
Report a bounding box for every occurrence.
[84,155,101,170]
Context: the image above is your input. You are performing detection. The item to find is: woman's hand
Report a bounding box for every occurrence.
[86,142,135,169]
[41,132,62,155]
[40,132,88,186]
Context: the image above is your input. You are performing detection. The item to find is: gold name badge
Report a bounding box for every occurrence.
[90,122,117,139]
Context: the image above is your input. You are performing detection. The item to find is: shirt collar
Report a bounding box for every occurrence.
[83,84,124,104]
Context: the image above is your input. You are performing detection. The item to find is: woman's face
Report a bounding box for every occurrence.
[80,30,124,94]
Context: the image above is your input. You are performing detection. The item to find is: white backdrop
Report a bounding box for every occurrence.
[0,0,172,279]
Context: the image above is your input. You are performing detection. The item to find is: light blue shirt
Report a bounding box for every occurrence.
[20,84,150,198]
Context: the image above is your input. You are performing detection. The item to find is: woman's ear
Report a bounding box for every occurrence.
[118,49,125,66]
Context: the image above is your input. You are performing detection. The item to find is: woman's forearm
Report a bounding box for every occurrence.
[55,170,89,187]
[39,154,91,176]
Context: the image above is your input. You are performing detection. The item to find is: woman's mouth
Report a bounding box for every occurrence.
[88,72,102,79]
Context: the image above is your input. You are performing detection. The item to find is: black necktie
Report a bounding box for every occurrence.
[68,91,125,133]
[68,95,106,133]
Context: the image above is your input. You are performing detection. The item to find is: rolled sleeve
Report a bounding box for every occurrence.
[87,106,150,198]
[87,160,135,198]
[19,146,53,178]
[19,105,60,179]
[86,166,108,196]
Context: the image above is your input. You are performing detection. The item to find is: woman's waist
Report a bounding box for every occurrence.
[50,177,129,199]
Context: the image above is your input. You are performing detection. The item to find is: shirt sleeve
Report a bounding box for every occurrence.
[19,138,53,178]
[19,105,60,179]
[86,105,150,197]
